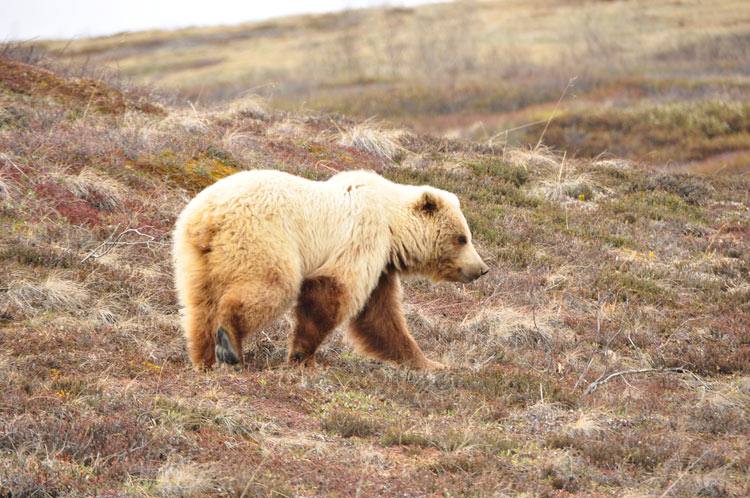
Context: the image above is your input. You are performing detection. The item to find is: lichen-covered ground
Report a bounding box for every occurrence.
[1,54,749,497]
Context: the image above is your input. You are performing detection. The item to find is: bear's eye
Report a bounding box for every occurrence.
[456,235,468,246]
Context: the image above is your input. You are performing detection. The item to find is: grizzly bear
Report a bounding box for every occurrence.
[173,169,488,371]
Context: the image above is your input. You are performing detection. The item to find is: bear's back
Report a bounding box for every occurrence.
[202,169,315,200]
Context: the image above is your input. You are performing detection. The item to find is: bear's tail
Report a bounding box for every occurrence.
[173,219,217,369]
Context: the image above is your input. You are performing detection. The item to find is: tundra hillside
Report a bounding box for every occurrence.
[1,46,749,496]
[36,0,750,173]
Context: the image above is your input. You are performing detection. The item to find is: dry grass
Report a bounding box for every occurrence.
[5,274,90,315]
[0,175,15,201]
[155,461,219,497]
[66,169,124,211]
[462,307,558,350]
[224,94,269,120]
[321,409,383,438]
[337,120,407,161]
[534,174,605,204]
[504,147,561,171]
[159,109,211,134]
[265,117,309,140]
[564,412,605,438]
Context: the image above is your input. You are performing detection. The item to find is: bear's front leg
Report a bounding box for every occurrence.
[347,271,446,370]
[288,276,344,367]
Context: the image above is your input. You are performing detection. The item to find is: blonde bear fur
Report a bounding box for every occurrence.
[173,169,488,370]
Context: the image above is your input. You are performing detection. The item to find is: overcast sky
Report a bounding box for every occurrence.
[0,0,439,41]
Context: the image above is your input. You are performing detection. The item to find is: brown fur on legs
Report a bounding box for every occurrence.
[288,276,343,366]
[349,271,445,370]
[184,297,216,370]
[178,241,218,370]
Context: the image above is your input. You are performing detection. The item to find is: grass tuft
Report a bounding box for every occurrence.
[338,121,407,161]
[321,409,384,438]
[66,168,124,211]
[5,274,89,315]
[156,461,219,497]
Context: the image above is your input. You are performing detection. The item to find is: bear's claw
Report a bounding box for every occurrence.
[215,327,240,365]
[288,351,316,368]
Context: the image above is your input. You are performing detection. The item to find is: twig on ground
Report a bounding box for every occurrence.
[573,355,596,391]
[658,450,708,498]
[705,222,728,254]
[81,88,97,121]
[81,224,163,263]
[585,367,691,395]
[81,223,120,263]
[573,298,620,391]
[0,153,29,179]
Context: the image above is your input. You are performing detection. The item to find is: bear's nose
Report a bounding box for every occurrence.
[462,265,489,282]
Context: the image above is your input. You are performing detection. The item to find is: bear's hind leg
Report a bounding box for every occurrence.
[184,297,217,370]
[289,276,345,367]
[215,279,293,368]
[348,271,445,371]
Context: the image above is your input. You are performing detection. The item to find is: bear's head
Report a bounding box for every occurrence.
[390,187,489,283]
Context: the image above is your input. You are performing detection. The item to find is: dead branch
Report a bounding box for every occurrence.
[658,450,708,498]
[573,297,621,391]
[0,152,30,179]
[81,225,164,263]
[585,367,691,395]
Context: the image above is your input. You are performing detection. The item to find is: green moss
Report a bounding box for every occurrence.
[296,81,560,119]
[595,269,674,305]
[0,104,28,129]
[456,368,577,408]
[0,243,78,268]
[49,377,101,398]
[467,178,538,209]
[607,191,705,224]
[602,233,634,248]
[131,149,239,193]
[381,430,432,448]
[148,396,259,438]
[496,239,538,268]
[523,100,750,163]
[321,409,383,438]
[466,158,529,187]
[629,173,711,205]
[564,182,593,201]
[427,453,490,475]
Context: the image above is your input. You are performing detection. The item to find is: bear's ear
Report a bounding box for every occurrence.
[414,191,440,216]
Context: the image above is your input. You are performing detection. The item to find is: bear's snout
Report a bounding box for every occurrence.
[455,244,489,283]
[459,261,489,282]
